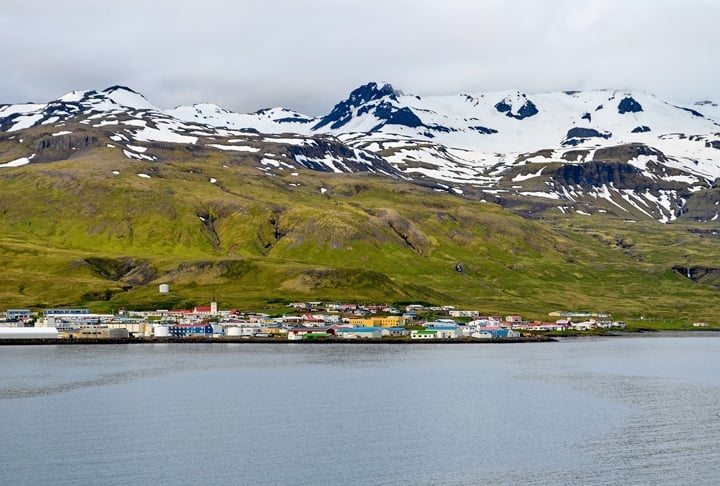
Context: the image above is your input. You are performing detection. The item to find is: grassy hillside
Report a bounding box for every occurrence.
[1,128,720,324]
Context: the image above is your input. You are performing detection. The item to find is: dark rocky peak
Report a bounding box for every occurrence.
[632,125,651,133]
[346,82,399,105]
[313,82,401,131]
[102,85,142,95]
[617,96,643,114]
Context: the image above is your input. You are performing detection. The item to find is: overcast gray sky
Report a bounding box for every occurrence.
[2,0,717,115]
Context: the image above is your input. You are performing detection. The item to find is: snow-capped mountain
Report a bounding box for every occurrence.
[0,85,396,176]
[2,82,720,223]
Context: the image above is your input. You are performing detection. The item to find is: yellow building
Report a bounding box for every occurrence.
[347,316,404,328]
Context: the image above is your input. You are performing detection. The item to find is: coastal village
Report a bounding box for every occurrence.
[0,296,631,341]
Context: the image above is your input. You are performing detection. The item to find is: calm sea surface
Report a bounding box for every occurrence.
[1,334,719,485]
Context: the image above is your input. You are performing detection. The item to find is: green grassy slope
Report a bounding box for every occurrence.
[1,133,719,324]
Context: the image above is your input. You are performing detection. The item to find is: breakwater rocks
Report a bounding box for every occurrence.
[0,335,557,345]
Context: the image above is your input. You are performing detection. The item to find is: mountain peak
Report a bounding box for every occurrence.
[347,82,399,104]
[313,82,400,130]
[98,85,156,110]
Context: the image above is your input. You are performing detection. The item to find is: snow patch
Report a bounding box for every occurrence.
[93,120,119,127]
[8,114,44,132]
[132,127,197,144]
[512,167,545,182]
[207,144,260,152]
[123,149,153,161]
[520,191,560,199]
[137,173,151,179]
[261,158,280,167]
[0,154,34,168]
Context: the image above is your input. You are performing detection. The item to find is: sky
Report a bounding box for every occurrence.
[2,0,718,115]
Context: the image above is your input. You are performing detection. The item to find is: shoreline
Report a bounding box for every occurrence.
[0,335,557,345]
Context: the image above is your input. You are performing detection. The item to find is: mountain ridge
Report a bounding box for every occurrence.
[3,82,720,223]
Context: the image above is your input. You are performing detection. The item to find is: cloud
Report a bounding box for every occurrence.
[1,0,718,115]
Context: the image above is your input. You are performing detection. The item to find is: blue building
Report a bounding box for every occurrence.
[7,309,31,321]
[168,323,213,337]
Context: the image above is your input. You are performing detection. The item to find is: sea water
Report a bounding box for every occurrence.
[1,334,719,485]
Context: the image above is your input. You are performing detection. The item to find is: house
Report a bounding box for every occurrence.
[470,326,520,339]
[282,315,304,325]
[449,310,480,318]
[262,323,286,335]
[302,314,327,325]
[424,325,461,339]
[286,327,336,340]
[410,330,437,339]
[336,327,383,339]
[384,327,410,337]
[288,330,332,341]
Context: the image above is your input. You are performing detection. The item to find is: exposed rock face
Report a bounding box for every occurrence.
[31,134,105,162]
[672,265,720,286]
[494,98,539,120]
[550,161,647,189]
[562,127,612,146]
[286,137,398,174]
[618,96,643,114]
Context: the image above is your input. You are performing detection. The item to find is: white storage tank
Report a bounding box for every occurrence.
[159,284,170,294]
[0,327,59,339]
[153,325,170,337]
